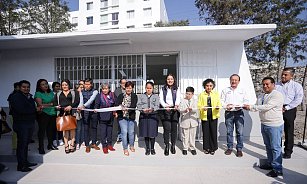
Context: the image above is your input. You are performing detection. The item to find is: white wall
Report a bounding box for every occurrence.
[0,40,261,138]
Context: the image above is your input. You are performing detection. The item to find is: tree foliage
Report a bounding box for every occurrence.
[22,0,72,34]
[195,0,307,69]
[155,20,190,27]
[0,0,72,35]
[0,0,23,35]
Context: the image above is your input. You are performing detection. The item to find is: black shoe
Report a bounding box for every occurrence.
[150,149,156,155]
[259,164,273,170]
[204,150,210,154]
[116,138,122,143]
[182,150,187,155]
[164,145,169,156]
[17,166,32,172]
[47,145,59,150]
[283,153,291,159]
[170,145,176,154]
[210,151,215,155]
[145,149,150,155]
[191,150,197,155]
[38,148,45,154]
[26,162,38,167]
[266,170,283,177]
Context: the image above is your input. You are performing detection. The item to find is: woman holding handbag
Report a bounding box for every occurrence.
[94,83,116,154]
[54,79,80,154]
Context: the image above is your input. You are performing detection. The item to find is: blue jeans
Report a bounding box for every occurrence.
[261,124,283,172]
[119,118,135,150]
[75,119,84,145]
[225,110,244,151]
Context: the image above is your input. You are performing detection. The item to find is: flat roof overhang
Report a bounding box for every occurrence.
[0,24,276,50]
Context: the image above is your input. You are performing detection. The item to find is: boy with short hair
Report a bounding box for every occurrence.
[179,87,199,155]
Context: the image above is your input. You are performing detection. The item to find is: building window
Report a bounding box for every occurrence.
[112,12,119,25]
[127,10,134,19]
[112,0,119,6]
[143,23,152,28]
[87,16,93,25]
[127,25,135,29]
[55,55,143,93]
[72,17,78,26]
[143,7,152,17]
[101,0,108,8]
[87,2,93,10]
[100,14,108,26]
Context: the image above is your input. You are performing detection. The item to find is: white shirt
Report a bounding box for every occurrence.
[159,87,181,107]
[220,86,249,111]
[275,80,304,110]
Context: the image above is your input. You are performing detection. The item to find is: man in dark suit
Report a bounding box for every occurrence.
[9,80,38,172]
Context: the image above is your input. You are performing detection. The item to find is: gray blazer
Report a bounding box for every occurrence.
[137,93,160,112]
[179,98,199,128]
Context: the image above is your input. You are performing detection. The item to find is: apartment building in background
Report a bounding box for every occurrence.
[69,0,168,31]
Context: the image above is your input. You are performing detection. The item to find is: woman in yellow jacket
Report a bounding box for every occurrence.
[198,79,221,155]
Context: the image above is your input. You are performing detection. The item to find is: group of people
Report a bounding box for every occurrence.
[6,67,303,178]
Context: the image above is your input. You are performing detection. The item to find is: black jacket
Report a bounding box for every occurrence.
[9,91,36,123]
[115,93,137,120]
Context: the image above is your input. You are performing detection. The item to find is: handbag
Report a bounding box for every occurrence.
[1,120,12,134]
[56,112,77,131]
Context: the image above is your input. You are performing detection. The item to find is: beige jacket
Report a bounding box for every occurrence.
[179,98,199,128]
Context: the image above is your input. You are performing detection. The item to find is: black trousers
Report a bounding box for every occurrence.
[161,110,179,145]
[283,108,297,155]
[13,121,34,167]
[100,121,113,147]
[37,112,56,149]
[83,111,98,146]
[202,119,218,151]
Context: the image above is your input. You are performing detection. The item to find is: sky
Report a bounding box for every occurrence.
[66,0,306,67]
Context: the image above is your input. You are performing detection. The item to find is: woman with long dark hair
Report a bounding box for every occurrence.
[159,74,181,156]
[34,79,58,154]
[54,79,80,154]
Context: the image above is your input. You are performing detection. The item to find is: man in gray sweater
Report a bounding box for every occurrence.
[244,77,284,178]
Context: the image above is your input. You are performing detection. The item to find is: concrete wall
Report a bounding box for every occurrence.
[0,40,262,138]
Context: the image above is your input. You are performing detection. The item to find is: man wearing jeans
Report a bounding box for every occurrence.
[221,74,249,157]
[275,68,304,159]
[244,77,284,177]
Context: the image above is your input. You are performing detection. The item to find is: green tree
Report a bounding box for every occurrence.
[0,0,23,35]
[154,20,190,27]
[22,0,72,34]
[195,0,307,79]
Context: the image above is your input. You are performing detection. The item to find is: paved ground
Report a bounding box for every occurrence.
[0,133,306,184]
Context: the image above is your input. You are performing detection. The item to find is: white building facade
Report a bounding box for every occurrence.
[0,25,276,139]
[69,0,168,31]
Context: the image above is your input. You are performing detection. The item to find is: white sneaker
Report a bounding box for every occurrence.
[53,140,58,147]
[58,140,64,146]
